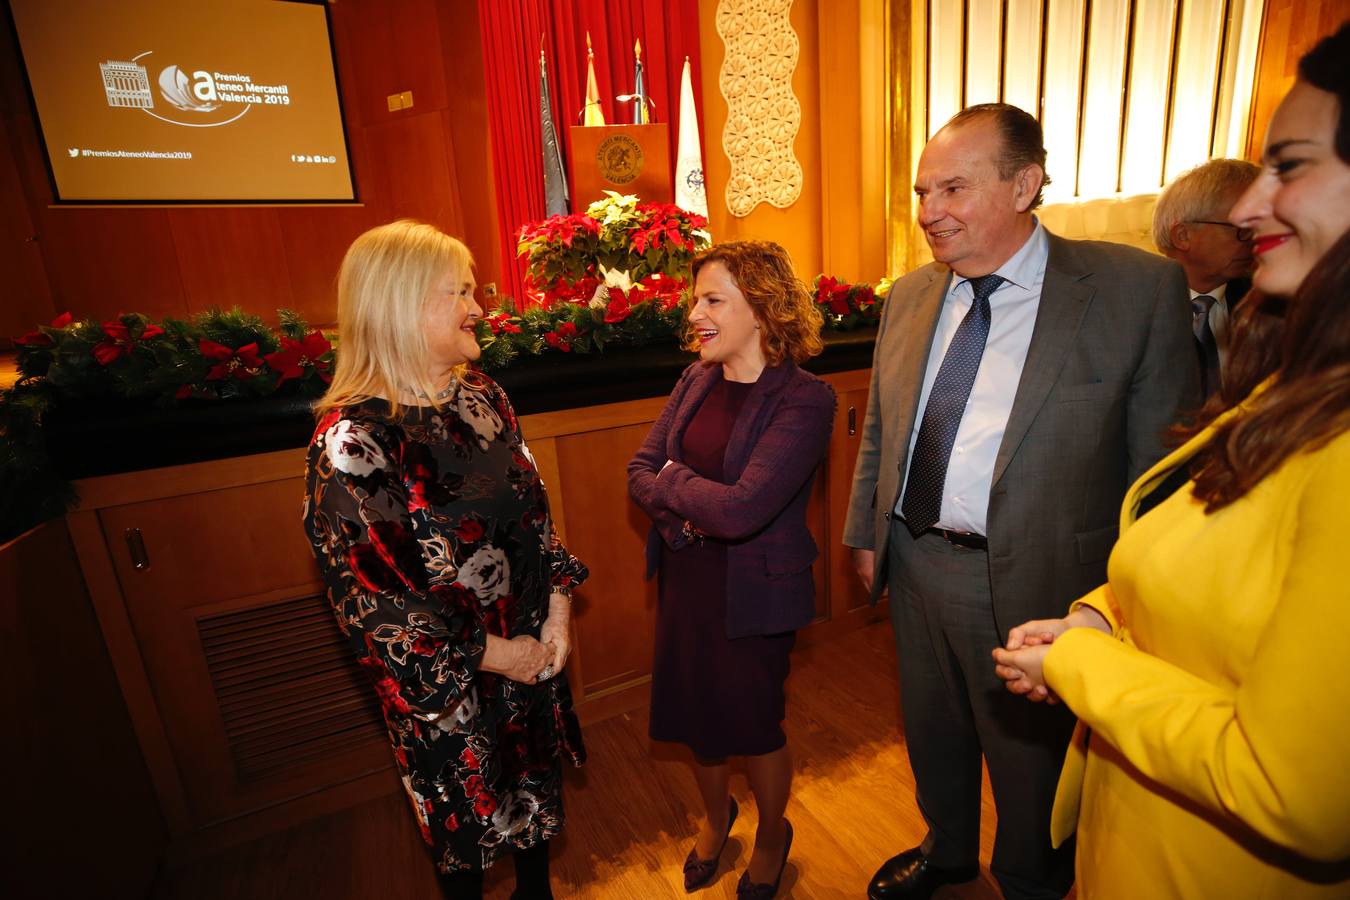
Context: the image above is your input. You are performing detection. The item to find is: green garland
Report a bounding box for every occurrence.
[2,265,887,542]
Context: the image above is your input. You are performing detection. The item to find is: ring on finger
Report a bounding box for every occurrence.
[536,664,555,681]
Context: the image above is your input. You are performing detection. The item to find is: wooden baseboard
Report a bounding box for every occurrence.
[163,767,402,866]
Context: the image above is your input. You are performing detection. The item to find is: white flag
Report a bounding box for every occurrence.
[675,57,708,221]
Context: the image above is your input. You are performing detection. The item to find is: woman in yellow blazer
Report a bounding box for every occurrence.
[993,25,1350,898]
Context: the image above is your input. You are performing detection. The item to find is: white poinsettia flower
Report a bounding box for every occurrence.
[324,420,386,477]
[587,190,639,222]
[598,264,634,293]
[458,546,510,603]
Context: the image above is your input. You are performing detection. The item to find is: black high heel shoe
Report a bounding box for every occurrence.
[683,796,739,892]
[735,819,793,900]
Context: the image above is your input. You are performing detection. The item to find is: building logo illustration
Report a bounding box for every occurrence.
[100,60,154,109]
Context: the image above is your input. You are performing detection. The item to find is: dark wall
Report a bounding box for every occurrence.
[0,0,501,343]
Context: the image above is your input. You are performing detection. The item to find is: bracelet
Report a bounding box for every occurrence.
[550,585,573,604]
[681,520,704,546]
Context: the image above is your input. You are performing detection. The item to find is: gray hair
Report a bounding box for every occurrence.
[1152,158,1260,251]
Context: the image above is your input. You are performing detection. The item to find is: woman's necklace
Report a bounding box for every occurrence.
[401,376,457,403]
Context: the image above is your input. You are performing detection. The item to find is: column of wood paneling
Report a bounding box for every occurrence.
[1246,0,1348,159]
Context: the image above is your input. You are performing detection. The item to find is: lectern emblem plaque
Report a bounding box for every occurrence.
[596,134,644,185]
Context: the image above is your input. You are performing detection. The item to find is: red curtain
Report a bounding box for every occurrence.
[477,0,705,305]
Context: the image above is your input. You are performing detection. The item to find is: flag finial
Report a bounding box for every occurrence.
[634,38,642,59]
[587,31,593,55]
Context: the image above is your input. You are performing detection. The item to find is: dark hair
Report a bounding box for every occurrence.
[1297,20,1350,163]
[686,241,824,366]
[1175,25,1350,511]
[945,102,1052,209]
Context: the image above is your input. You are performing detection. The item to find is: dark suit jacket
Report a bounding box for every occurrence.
[843,232,1197,639]
[628,360,836,638]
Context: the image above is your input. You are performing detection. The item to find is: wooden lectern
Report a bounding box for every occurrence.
[569,123,671,208]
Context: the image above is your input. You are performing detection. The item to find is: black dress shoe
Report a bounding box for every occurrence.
[867,847,978,900]
[735,818,793,899]
[683,796,739,891]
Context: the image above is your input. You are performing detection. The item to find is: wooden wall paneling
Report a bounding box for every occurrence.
[65,507,194,833]
[167,208,296,318]
[0,106,53,344]
[436,0,503,295]
[74,447,305,510]
[828,383,875,616]
[274,203,377,328]
[361,110,466,233]
[330,0,450,130]
[696,0,826,278]
[96,476,388,825]
[3,519,168,899]
[1246,0,1349,159]
[36,206,189,321]
[553,423,659,702]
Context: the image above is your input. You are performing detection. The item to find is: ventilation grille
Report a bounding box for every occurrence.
[198,593,386,783]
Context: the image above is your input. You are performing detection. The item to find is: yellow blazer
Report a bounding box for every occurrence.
[1044,407,1350,898]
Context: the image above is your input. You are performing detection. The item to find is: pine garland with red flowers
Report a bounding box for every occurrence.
[1,264,887,540]
[1,307,335,542]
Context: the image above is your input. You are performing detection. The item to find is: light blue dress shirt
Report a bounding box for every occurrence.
[897,220,1049,535]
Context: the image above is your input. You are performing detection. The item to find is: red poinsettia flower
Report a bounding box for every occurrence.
[483,312,522,335]
[199,338,266,381]
[816,277,854,316]
[14,311,73,347]
[92,318,166,365]
[603,292,633,324]
[264,330,333,385]
[543,321,579,351]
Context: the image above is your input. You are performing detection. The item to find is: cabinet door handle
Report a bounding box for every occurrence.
[124,528,150,571]
[848,405,857,436]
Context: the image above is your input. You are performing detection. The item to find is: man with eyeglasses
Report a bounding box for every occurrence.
[1152,158,1260,396]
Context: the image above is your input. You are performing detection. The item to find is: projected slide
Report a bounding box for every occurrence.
[11,0,355,203]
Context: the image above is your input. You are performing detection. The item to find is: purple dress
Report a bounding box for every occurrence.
[648,378,797,758]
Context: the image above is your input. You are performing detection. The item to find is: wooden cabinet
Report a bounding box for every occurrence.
[67,369,880,857]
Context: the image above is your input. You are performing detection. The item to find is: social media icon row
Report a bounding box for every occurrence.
[291,154,337,164]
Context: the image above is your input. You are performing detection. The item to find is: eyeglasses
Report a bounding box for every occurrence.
[1189,220,1254,242]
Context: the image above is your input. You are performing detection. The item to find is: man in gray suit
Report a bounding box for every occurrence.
[845,104,1196,900]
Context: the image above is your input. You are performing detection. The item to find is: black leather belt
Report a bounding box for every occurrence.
[922,527,988,551]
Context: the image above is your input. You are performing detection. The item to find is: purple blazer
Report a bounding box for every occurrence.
[627,360,836,639]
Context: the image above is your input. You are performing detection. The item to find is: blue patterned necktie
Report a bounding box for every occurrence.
[901,274,1004,537]
[1192,294,1221,396]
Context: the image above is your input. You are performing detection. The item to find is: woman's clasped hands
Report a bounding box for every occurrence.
[992,606,1112,703]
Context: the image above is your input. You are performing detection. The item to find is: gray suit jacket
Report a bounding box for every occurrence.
[843,232,1197,638]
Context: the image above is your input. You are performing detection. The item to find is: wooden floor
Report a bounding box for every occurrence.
[152,621,1011,899]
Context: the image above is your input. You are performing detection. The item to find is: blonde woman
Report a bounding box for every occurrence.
[303,221,587,900]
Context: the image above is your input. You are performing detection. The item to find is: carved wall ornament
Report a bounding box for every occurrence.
[716,0,803,217]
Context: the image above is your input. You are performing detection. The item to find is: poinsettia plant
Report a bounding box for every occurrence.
[517,191,709,310]
[814,275,890,330]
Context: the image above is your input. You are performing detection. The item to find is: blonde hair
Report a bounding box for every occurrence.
[314,220,475,419]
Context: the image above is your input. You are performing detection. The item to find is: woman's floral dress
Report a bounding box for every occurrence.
[303,374,587,872]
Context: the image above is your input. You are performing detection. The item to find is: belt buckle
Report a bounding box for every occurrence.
[937,527,980,550]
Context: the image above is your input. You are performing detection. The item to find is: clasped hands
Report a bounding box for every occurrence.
[991,606,1111,703]
[483,593,573,684]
